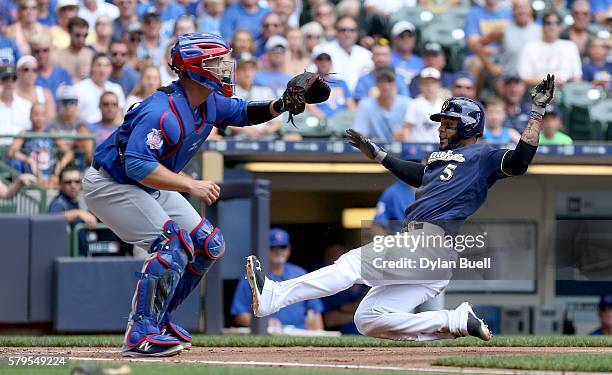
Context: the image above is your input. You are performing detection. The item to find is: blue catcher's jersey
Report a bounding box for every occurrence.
[93,81,248,188]
[405,144,511,225]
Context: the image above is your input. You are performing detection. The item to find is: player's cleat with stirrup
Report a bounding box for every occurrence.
[463,302,493,341]
[121,339,183,358]
[245,255,270,317]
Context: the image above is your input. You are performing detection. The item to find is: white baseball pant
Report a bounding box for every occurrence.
[257,223,469,340]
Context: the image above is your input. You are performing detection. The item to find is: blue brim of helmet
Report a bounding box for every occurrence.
[430,112,476,124]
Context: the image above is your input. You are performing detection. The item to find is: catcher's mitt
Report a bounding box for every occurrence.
[281,72,331,126]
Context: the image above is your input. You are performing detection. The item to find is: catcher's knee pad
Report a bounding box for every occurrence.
[163,219,225,322]
[124,220,194,348]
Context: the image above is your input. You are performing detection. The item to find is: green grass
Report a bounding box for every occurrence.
[433,353,612,372]
[0,335,611,348]
[0,363,463,375]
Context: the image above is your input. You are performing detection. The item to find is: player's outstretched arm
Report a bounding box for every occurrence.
[246,72,331,126]
[502,74,555,176]
[346,129,425,187]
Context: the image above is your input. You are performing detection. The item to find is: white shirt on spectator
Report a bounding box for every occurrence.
[364,0,416,13]
[316,41,373,92]
[74,78,125,124]
[0,94,32,146]
[234,84,276,131]
[79,0,120,30]
[404,95,445,143]
[517,39,582,83]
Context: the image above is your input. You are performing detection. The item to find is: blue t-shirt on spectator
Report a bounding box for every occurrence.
[354,70,409,99]
[316,79,351,117]
[582,61,612,83]
[253,70,291,97]
[373,181,416,234]
[591,0,612,14]
[483,127,513,144]
[110,65,140,98]
[38,0,57,26]
[231,263,324,329]
[49,192,88,256]
[352,95,411,142]
[36,68,72,100]
[197,14,222,35]
[0,35,20,65]
[464,5,512,54]
[391,50,423,88]
[503,102,530,133]
[321,284,369,334]
[138,3,186,38]
[220,3,270,41]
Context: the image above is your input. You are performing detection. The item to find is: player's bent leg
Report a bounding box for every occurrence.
[246,247,363,317]
[122,220,194,357]
[159,218,225,348]
[353,283,491,341]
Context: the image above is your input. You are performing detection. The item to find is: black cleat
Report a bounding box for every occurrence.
[245,255,267,316]
[466,304,492,341]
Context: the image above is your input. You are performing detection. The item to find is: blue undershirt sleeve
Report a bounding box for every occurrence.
[125,155,159,181]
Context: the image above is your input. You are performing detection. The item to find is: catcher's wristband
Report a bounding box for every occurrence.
[530,104,546,120]
[273,98,287,113]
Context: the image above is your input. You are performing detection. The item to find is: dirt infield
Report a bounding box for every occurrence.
[3,346,612,374]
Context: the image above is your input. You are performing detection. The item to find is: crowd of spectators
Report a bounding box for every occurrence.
[0,0,611,187]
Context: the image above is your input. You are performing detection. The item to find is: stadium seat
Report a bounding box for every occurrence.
[279,111,332,139]
[326,110,356,139]
[389,5,433,31]
[559,82,604,140]
[590,99,612,141]
[420,23,466,72]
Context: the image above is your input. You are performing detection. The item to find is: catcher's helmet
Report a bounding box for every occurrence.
[430,97,485,138]
[170,33,234,97]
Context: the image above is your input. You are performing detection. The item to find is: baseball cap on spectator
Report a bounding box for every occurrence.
[501,69,521,83]
[543,104,562,118]
[0,65,17,79]
[391,21,416,37]
[16,55,37,69]
[265,36,288,52]
[301,21,323,37]
[269,228,290,247]
[599,294,612,309]
[423,42,443,55]
[57,85,78,101]
[143,7,161,22]
[236,52,257,67]
[375,66,396,81]
[55,0,79,11]
[312,45,332,61]
[420,67,441,80]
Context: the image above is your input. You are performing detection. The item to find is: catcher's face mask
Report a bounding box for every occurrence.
[201,52,235,97]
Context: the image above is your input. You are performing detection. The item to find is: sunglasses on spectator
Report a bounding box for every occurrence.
[1,75,17,82]
[32,48,50,54]
[101,101,118,107]
[61,99,78,105]
[129,35,142,42]
[337,28,357,33]
[263,23,280,28]
[305,34,321,39]
[62,179,81,185]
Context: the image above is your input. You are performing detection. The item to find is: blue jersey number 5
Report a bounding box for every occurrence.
[440,164,457,181]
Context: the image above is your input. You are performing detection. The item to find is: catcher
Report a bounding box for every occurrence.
[83,33,329,358]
